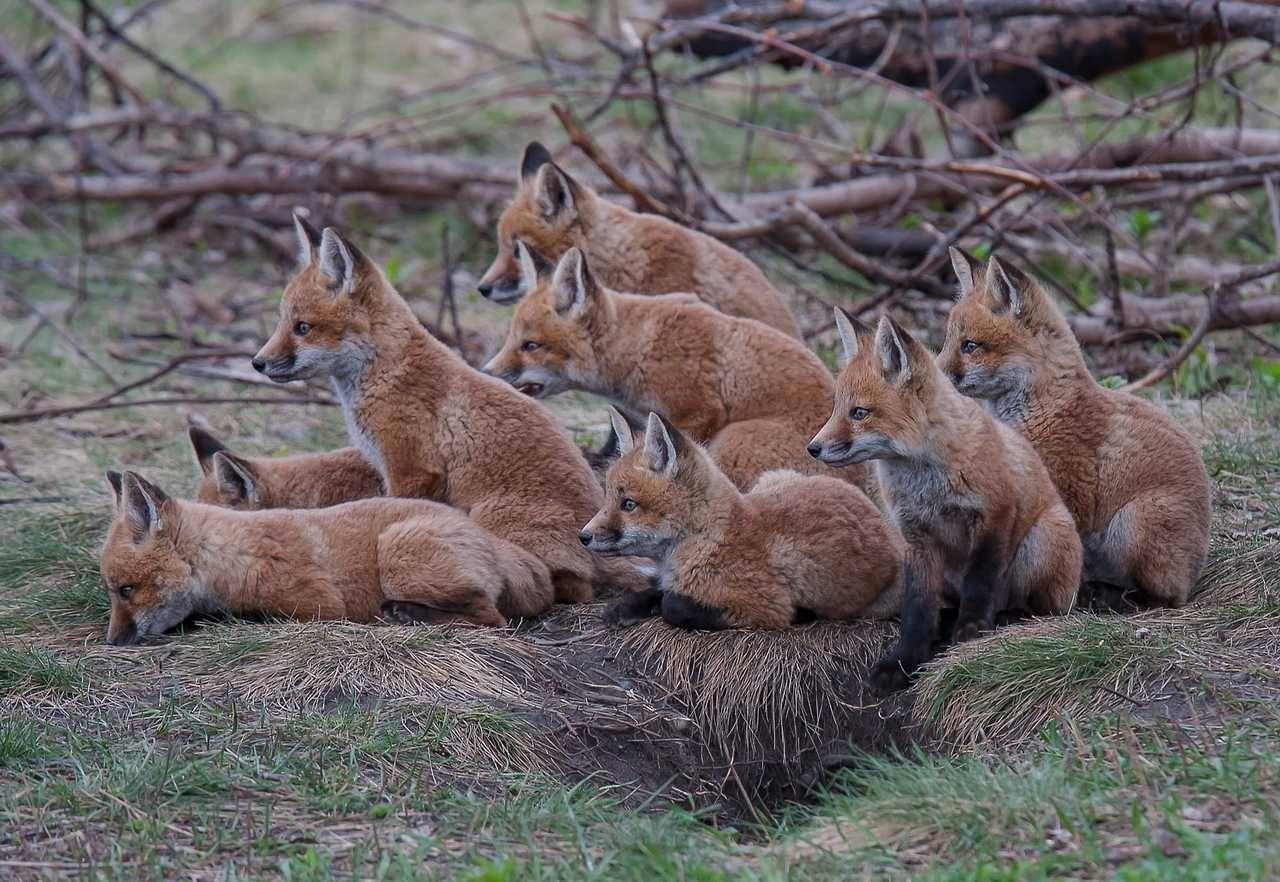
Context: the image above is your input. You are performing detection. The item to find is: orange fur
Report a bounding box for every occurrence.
[484,247,866,491]
[811,310,1081,690]
[98,471,552,643]
[582,409,902,630]
[938,249,1210,607]
[478,142,801,338]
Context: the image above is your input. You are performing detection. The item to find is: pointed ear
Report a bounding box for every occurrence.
[986,256,1026,317]
[211,452,260,508]
[533,163,576,220]
[607,406,637,457]
[122,471,167,542]
[833,306,872,366]
[875,315,916,384]
[643,412,682,476]
[292,208,322,269]
[949,246,979,296]
[520,142,553,181]
[550,247,598,315]
[318,227,369,294]
[516,241,552,293]
[106,470,123,508]
[188,426,228,477]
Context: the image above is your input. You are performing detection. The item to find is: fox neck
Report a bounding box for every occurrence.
[166,502,265,615]
[673,464,743,547]
[584,296,664,405]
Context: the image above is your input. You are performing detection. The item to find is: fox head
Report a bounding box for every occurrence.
[938,248,1067,401]
[808,310,939,467]
[478,142,587,303]
[189,427,268,510]
[252,211,383,385]
[580,409,709,560]
[483,246,611,398]
[100,471,211,646]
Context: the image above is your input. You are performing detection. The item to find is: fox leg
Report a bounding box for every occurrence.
[603,584,663,627]
[871,547,944,692]
[1008,503,1082,616]
[1084,493,1207,609]
[377,520,507,627]
[953,535,1008,642]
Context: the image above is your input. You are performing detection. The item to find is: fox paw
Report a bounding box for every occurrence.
[869,657,912,693]
[603,589,662,627]
[953,620,986,643]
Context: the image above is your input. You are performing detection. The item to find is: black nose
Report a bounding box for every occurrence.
[579,531,593,547]
[806,441,823,459]
[251,357,266,374]
[477,282,493,299]
[107,622,138,646]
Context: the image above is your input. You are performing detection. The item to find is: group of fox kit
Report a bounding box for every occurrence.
[100,142,1210,690]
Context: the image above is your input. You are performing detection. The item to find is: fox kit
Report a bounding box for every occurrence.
[478,141,801,338]
[99,470,553,644]
[189,426,382,510]
[484,246,865,492]
[251,212,641,609]
[809,310,1081,690]
[939,249,1211,608]
[580,409,903,630]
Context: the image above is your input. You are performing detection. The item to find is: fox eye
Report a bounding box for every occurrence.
[294,321,312,336]
[117,585,135,599]
[620,498,638,512]
[961,340,979,355]
[521,341,541,353]
[849,407,870,421]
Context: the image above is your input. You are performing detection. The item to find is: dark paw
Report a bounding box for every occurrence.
[382,600,440,624]
[953,620,985,643]
[660,592,727,630]
[603,588,662,627]
[870,657,912,693]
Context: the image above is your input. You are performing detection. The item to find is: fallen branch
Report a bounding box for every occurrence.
[0,395,335,426]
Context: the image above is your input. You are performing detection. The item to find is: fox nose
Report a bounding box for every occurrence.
[107,622,138,646]
[477,281,493,299]
[579,530,593,547]
[251,357,266,374]
[806,441,823,459]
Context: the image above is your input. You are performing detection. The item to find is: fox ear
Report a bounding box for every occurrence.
[606,406,637,457]
[292,208,322,269]
[515,241,552,293]
[833,306,871,366]
[987,256,1026,317]
[550,247,598,315]
[949,246,979,297]
[188,426,228,477]
[211,452,259,508]
[122,471,167,542]
[875,315,915,384]
[318,227,369,295]
[520,141,553,182]
[534,163,576,220]
[106,470,123,508]
[643,412,682,476]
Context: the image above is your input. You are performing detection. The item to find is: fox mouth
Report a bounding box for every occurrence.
[818,444,872,467]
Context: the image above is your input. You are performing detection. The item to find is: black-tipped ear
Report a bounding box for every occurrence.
[987,256,1026,317]
[318,227,369,294]
[521,142,554,181]
[949,246,981,296]
[188,426,228,477]
[106,471,123,507]
[292,208,322,268]
[534,163,577,220]
[603,406,644,458]
[875,315,916,384]
[643,412,685,476]
[211,452,259,508]
[122,472,168,542]
[833,306,872,366]
[550,247,598,314]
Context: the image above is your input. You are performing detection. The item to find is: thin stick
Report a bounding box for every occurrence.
[0,396,335,426]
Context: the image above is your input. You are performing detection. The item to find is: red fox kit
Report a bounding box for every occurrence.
[938,249,1211,608]
[478,141,801,339]
[484,246,865,491]
[580,409,903,630]
[250,212,641,609]
[809,310,1081,690]
[98,470,553,644]
[189,426,382,510]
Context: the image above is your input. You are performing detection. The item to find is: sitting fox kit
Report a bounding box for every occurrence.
[939,249,1211,608]
[252,212,630,607]
[484,246,865,492]
[810,310,1082,690]
[581,409,903,630]
[189,426,382,510]
[478,142,801,339]
[99,471,553,644]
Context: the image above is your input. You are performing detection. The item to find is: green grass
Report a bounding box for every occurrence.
[0,642,88,696]
[0,507,107,631]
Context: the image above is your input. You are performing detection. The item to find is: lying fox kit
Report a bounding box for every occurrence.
[478,142,801,338]
[251,212,640,608]
[484,246,865,491]
[98,470,553,644]
[189,426,382,510]
[810,310,1081,690]
[938,249,1211,608]
[581,409,903,630]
